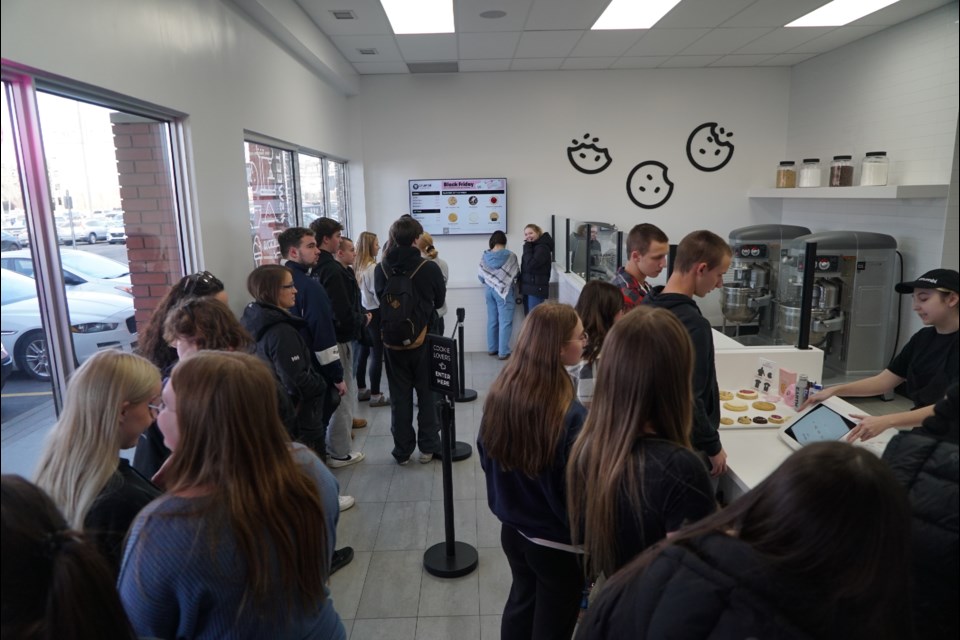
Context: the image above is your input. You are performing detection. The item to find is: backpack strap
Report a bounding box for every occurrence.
[382,258,429,279]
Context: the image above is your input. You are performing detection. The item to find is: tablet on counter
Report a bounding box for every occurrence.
[778,403,857,451]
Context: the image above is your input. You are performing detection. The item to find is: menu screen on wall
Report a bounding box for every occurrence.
[409,179,507,236]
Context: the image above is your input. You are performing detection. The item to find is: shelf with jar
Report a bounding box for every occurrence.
[748,184,949,200]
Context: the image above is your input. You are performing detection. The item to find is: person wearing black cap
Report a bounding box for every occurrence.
[802,268,959,443]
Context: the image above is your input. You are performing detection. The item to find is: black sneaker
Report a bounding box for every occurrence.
[331,546,354,575]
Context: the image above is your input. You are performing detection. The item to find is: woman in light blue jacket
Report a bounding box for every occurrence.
[479,231,520,360]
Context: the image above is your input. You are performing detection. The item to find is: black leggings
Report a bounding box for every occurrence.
[355,309,384,394]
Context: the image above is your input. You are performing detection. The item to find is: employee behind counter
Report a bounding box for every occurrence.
[803,268,959,444]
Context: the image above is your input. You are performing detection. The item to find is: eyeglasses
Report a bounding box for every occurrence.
[280,283,296,289]
[148,402,163,418]
[182,271,224,296]
[567,331,589,344]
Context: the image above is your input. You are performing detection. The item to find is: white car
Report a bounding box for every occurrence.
[1,268,138,381]
[0,249,133,296]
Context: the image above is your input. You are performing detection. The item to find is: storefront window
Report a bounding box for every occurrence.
[245,142,295,266]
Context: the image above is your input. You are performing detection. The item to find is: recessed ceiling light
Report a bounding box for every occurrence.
[592,0,681,30]
[480,10,506,19]
[787,0,900,27]
[380,0,454,34]
[330,10,356,20]
[357,48,379,56]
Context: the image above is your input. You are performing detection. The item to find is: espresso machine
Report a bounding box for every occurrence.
[778,231,898,380]
[722,224,811,343]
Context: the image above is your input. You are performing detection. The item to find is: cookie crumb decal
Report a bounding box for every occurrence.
[626,161,674,209]
[567,133,613,175]
[686,122,734,172]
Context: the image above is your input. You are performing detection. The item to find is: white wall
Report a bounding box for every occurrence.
[1,0,359,306]
[356,68,792,348]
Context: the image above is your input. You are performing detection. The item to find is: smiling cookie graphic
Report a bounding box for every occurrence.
[567,133,613,175]
[686,122,735,172]
[626,161,674,209]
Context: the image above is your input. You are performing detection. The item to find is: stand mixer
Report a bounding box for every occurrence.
[722,225,811,342]
[779,231,898,380]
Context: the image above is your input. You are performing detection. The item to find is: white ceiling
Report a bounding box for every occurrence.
[276,0,953,74]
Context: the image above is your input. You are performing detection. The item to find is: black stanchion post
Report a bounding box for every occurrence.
[423,335,479,579]
[667,243,677,280]
[797,241,817,350]
[454,308,477,404]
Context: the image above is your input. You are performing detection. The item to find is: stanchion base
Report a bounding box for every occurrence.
[437,441,472,462]
[423,541,479,578]
[456,388,478,403]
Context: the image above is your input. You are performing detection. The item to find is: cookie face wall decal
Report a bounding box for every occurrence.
[567,133,613,174]
[626,161,674,209]
[686,122,734,172]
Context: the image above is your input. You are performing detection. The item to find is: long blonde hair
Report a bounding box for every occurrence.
[356,231,379,272]
[479,303,578,475]
[158,351,328,614]
[34,351,160,529]
[567,307,696,578]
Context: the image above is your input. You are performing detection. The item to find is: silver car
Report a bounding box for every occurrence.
[0,249,132,296]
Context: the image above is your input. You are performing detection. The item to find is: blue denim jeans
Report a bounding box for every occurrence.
[485,286,516,357]
[524,294,545,315]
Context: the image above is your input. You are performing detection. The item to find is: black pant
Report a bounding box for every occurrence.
[355,309,385,394]
[500,524,583,640]
[383,344,440,461]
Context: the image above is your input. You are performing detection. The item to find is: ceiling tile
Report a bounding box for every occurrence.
[789,25,888,54]
[510,57,565,71]
[295,0,393,36]
[458,31,522,59]
[352,61,410,74]
[850,0,953,26]
[525,0,609,30]
[709,54,776,67]
[459,59,513,72]
[330,34,403,62]
[569,30,645,58]
[455,0,534,32]
[758,52,818,66]
[515,30,584,58]
[735,27,834,54]
[680,27,773,55]
[560,57,618,70]
[610,56,671,69]
[721,0,829,28]
[396,34,458,61]
[657,0,757,29]
[659,55,723,68]
[624,29,711,57]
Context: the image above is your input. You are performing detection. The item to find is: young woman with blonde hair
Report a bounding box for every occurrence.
[34,350,162,573]
[416,231,449,334]
[478,302,588,640]
[118,351,345,639]
[567,306,715,581]
[354,231,389,406]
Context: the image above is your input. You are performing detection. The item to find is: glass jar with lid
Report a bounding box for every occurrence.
[776,161,796,188]
[798,158,821,188]
[829,155,854,187]
[859,151,888,186]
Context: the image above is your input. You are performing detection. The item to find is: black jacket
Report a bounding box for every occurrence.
[312,251,366,343]
[883,431,959,639]
[284,259,343,383]
[642,292,722,456]
[374,245,446,332]
[240,301,327,441]
[519,232,553,298]
[577,533,812,640]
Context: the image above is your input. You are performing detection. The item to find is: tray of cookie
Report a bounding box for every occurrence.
[718,389,794,429]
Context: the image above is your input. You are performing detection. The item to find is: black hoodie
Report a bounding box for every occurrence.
[642,292,722,456]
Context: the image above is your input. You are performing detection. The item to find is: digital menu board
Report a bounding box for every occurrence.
[409,178,507,236]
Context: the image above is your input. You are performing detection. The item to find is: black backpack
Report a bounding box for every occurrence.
[380,260,431,347]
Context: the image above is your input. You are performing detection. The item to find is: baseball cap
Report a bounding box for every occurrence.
[894,268,960,294]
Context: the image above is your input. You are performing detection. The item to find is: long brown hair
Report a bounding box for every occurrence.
[355,231,379,272]
[246,264,291,308]
[574,280,623,364]
[567,306,696,578]
[479,303,578,475]
[155,352,328,614]
[163,298,253,351]
[603,442,913,640]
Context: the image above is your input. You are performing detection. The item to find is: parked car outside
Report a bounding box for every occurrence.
[0,268,138,381]
[56,217,109,244]
[1,341,12,389]
[0,249,133,296]
[1,230,22,251]
[108,224,127,244]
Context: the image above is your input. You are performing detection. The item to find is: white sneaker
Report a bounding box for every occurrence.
[418,452,435,464]
[327,451,366,469]
[338,495,356,511]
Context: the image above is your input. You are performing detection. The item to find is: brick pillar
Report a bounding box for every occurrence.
[111,113,181,335]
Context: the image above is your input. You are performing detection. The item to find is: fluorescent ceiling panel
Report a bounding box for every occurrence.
[787,0,900,27]
[380,0,454,34]
[592,0,682,30]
